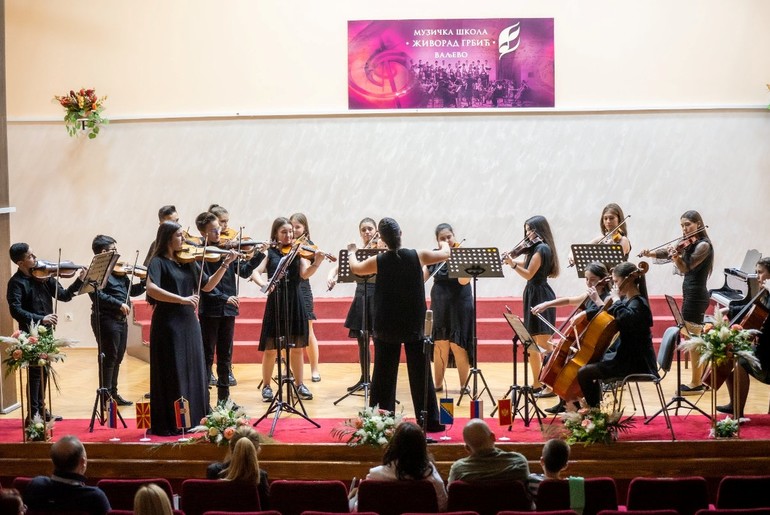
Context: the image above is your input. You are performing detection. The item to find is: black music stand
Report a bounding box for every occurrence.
[333,248,386,407]
[448,247,504,412]
[570,244,624,278]
[254,249,320,436]
[81,251,127,432]
[646,295,710,421]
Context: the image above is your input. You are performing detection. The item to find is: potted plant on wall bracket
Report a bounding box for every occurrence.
[54,88,108,139]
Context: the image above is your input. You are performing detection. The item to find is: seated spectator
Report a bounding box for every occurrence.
[221,438,269,507]
[528,438,571,497]
[448,418,530,482]
[207,425,269,507]
[349,421,447,512]
[23,435,111,515]
[134,483,173,515]
[0,488,25,515]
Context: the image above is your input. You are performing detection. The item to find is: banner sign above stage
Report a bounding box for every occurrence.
[348,18,554,110]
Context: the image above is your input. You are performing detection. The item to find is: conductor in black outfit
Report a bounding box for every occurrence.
[348,218,449,432]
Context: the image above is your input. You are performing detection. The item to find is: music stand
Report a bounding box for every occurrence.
[570,244,624,278]
[448,247,504,412]
[333,248,386,407]
[83,251,127,432]
[254,247,320,436]
[646,295,710,422]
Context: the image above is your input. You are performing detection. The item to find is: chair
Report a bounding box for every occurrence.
[97,477,174,510]
[627,477,710,515]
[357,480,438,515]
[503,511,577,515]
[11,476,32,496]
[205,512,282,515]
[303,512,378,515]
[716,476,770,509]
[405,512,480,515]
[536,478,619,515]
[180,479,260,515]
[447,480,530,515]
[269,480,349,515]
[697,510,770,515]
[599,511,679,515]
[609,325,678,441]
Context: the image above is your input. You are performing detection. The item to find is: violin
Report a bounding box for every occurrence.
[175,244,243,263]
[279,239,337,262]
[600,214,631,245]
[31,260,84,280]
[502,234,543,260]
[638,226,708,258]
[113,262,148,279]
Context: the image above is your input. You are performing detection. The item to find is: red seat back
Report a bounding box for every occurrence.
[717,476,770,509]
[357,480,438,515]
[181,479,260,515]
[627,477,709,515]
[269,480,349,515]
[536,478,619,515]
[447,480,530,515]
[97,478,174,510]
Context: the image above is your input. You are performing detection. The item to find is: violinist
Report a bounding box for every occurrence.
[502,215,559,398]
[195,211,265,405]
[143,205,180,267]
[290,213,322,384]
[717,257,770,419]
[592,203,631,258]
[531,262,611,413]
[640,210,713,395]
[89,235,146,406]
[7,242,86,422]
[251,217,325,403]
[577,261,658,407]
[146,222,237,436]
[424,223,472,394]
[327,217,379,391]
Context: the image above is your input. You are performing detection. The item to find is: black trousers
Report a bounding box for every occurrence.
[577,361,616,407]
[27,366,48,418]
[91,314,128,394]
[370,337,440,425]
[200,315,235,402]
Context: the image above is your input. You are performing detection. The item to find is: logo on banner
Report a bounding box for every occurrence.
[175,397,190,429]
[439,398,454,425]
[470,399,484,419]
[107,398,118,429]
[497,398,512,425]
[498,22,521,59]
[135,401,151,430]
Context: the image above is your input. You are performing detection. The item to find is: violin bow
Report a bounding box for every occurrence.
[236,226,244,297]
[195,235,209,299]
[639,225,709,258]
[124,250,140,306]
[428,238,465,282]
[601,214,631,244]
[53,248,62,322]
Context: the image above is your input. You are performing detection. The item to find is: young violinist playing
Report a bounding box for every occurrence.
[502,215,559,398]
[89,235,146,406]
[592,203,631,258]
[327,217,379,391]
[7,243,86,422]
[290,213,322,383]
[424,223,472,394]
[717,257,770,419]
[531,261,611,413]
[577,261,658,407]
[144,205,180,266]
[145,222,237,436]
[251,217,325,403]
[640,210,713,395]
[195,211,265,405]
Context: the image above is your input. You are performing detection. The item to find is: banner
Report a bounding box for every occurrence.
[497,398,513,426]
[175,397,190,429]
[135,400,151,430]
[470,399,483,419]
[107,398,118,429]
[439,397,454,425]
[348,18,554,110]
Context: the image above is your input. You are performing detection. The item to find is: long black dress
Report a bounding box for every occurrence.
[680,238,713,324]
[522,242,556,336]
[258,247,309,351]
[427,262,473,362]
[147,256,209,436]
[298,239,317,322]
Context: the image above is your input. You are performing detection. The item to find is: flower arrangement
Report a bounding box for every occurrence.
[679,306,760,370]
[25,413,53,442]
[53,88,108,139]
[190,399,250,446]
[331,405,403,446]
[1,322,75,376]
[559,403,634,445]
[712,416,739,438]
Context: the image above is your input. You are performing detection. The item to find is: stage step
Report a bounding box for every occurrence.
[132,296,690,363]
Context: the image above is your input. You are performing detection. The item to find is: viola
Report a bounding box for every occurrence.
[113,262,148,279]
[31,260,84,280]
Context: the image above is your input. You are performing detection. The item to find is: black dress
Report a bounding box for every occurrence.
[298,239,317,321]
[344,280,376,337]
[680,238,713,324]
[427,262,473,361]
[147,256,209,436]
[522,242,556,336]
[258,247,309,351]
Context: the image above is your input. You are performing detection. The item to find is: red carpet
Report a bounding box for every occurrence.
[2,414,769,444]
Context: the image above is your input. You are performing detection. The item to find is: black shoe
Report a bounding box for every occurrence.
[113,393,133,406]
[45,411,62,422]
[144,392,151,399]
[228,372,237,386]
[347,379,365,392]
[209,373,217,386]
[716,404,734,414]
[297,384,313,400]
[545,400,566,414]
[426,421,446,433]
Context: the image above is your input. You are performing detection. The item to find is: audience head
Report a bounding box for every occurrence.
[223,437,260,483]
[382,421,432,480]
[541,438,570,478]
[225,425,263,459]
[133,483,173,515]
[0,489,25,515]
[51,435,87,475]
[461,418,496,456]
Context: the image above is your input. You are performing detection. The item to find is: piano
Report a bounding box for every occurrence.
[709,249,761,309]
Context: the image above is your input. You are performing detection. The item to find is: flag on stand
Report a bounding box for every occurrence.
[135,400,151,430]
[470,399,483,419]
[107,398,118,429]
[175,397,190,429]
[439,398,454,425]
[497,398,512,425]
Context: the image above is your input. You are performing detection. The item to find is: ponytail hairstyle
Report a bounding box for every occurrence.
[612,261,649,301]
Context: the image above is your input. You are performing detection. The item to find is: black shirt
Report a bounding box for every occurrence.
[7,271,83,332]
[199,253,265,317]
[24,471,111,515]
[88,273,146,319]
[373,248,425,342]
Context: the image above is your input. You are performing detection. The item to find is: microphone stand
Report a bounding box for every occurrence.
[421,310,436,443]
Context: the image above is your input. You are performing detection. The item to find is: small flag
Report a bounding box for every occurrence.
[107,398,118,429]
[439,398,454,425]
[135,400,151,430]
[470,399,483,419]
[497,398,512,425]
[175,397,190,429]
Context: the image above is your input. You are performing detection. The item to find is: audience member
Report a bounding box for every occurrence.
[207,425,269,507]
[23,435,111,515]
[349,421,447,512]
[0,489,25,515]
[448,418,530,482]
[528,438,571,497]
[134,483,173,515]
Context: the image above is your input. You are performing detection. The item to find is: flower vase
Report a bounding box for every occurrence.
[20,365,53,443]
